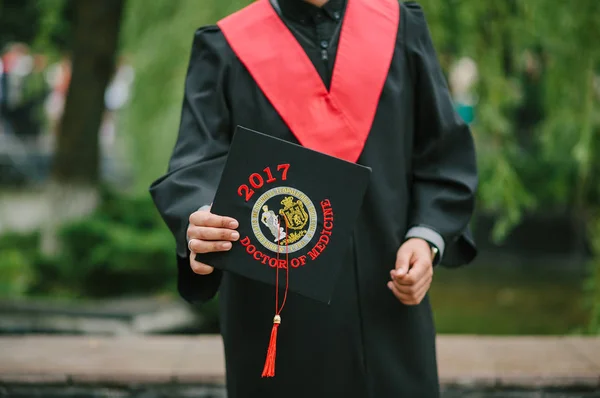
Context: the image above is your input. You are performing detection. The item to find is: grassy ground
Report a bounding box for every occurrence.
[430,262,589,335]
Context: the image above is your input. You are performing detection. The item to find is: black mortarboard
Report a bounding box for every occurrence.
[195,126,370,376]
[197,125,370,302]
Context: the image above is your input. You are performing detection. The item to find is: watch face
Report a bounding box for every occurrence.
[431,246,439,261]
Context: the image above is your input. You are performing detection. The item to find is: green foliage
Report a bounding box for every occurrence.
[419,1,600,333]
[0,0,41,49]
[0,250,32,297]
[418,0,600,238]
[0,0,73,53]
[53,192,175,297]
[0,231,43,298]
[33,0,73,53]
[0,191,177,298]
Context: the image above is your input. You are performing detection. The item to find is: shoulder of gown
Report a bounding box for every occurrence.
[399,1,433,53]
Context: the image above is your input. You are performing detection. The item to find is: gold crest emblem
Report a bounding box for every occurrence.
[279,196,308,230]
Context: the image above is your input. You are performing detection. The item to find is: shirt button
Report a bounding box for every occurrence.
[333,11,341,20]
[320,40,329,49]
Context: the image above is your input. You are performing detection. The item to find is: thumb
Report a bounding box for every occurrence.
[394,246,412,277]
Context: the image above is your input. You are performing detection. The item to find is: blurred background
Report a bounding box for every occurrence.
[0,0,599,361]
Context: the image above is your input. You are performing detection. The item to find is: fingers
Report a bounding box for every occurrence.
[391,270,431,293]
[387,280,430,306]
[188,225,240,242]
[190,211,238,229]
[187,207,237,275]
[391,257,431,286]
[188,238,233,254]
[390,270,432,295]
[189,252,215,275]
[187,224,239,254]
[187,208,239,255]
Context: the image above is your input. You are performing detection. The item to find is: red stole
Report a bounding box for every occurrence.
[218,0,400,163]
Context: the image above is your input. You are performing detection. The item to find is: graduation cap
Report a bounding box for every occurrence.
[196,126,371,377]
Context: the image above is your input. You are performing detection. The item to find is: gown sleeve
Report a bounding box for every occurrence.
[403,2,478,267]
[149,26,232,303]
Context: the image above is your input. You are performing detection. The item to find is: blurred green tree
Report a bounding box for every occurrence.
[36,0,127,255]
[30,0,74,54]
[52,0,125,184]
[419,0,600,332]
[0,0,41,49]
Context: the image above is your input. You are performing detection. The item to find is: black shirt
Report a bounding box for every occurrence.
[272,0,346,89]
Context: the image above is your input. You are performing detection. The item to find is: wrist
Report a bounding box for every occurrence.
[404,226,444,265]
[405,237,438,263]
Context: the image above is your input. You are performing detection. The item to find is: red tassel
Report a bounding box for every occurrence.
[261,315,281,377]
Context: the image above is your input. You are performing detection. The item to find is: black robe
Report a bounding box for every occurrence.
[150,2,478,397]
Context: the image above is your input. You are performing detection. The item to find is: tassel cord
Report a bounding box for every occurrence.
[262,216,290,378]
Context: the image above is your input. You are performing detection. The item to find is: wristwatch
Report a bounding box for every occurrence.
[429,244,439,263]
[431,245,440,261]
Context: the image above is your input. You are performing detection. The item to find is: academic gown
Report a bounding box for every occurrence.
[149,1,478,397]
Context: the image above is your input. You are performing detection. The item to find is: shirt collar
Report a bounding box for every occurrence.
[277,0,346,25]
